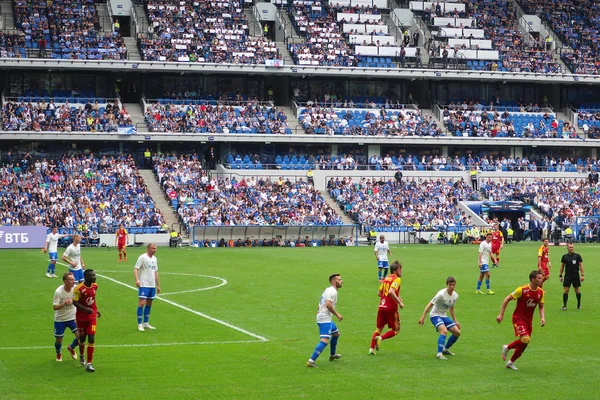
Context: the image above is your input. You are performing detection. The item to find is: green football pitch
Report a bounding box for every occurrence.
[0,242,597,400]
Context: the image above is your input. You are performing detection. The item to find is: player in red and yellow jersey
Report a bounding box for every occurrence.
[490,224,504,268]
[496,270,545,370]
[115,224,128,262]
[537,238,551,285]
[73,269,100,372]
[369,261,404,355]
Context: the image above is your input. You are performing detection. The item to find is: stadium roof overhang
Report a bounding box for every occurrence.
[0,58,597,84]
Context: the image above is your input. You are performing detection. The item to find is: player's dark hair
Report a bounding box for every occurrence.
[63,272,73,282]
[446,276,456,285]
[391,260,402,273]
[84,269,95,279]
[329,274,340,283]
[529,270,542,281]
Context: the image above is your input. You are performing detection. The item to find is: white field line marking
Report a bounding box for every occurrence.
[98,273,269,342]
[97,270,227,296]
[0,340,263,351]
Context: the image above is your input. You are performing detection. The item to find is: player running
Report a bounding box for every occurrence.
[369,261,404,355]
[374,235,393,282]
[537,238,551,285]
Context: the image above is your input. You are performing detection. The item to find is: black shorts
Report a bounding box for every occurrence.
[563,275,581,288]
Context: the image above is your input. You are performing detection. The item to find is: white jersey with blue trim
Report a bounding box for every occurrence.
[135,253,159,288]
[53,285,76,322]
[478,241,492,264]
[429,288,458,318]
[374,241,390,261]
[63,244,82,270]
[46,233,60,253]
[316,286,337,323]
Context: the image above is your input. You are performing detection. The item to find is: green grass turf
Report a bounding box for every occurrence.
[0,242,597,399]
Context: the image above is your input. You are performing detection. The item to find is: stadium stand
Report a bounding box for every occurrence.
[0,153,165,232]
[139,0,282,64]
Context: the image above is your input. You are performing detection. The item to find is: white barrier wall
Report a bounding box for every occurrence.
[438,49,499,60]
[330,0,388,8]
[99,233,170,247]
[344,23,389,34]
[448,38,492,49]
[433,17,475,27]
[436,28,485,38]
[409,1,465,12]
[356,45,417,57]
[337,13,381,22]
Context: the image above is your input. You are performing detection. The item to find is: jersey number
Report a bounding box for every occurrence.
[381,282,390,297]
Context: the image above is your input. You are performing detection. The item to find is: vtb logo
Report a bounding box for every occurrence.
[0,231,29,243]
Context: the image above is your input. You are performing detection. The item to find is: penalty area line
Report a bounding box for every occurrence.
[97,273,269,342]
[0,340,264,351]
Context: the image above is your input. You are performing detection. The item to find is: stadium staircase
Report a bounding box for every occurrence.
[97,5,113,34]
[279,105,302,133]
[279,9,302,41]
[244,9,263,37]
[137,169,188,239]
[124,37,142,61]
[0,0,15,30]
[123,102,147,131]
[133,4,150,34]
[322,195,355,226]
[275,42,294,67]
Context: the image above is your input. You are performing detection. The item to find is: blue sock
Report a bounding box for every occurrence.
[485,279,490,290]
[310,341,328,361]
[446,334,459,349]
[383,269,388,278]
[70,337,79,350]
[330,335,339,356]
[55,341,61,354]
[476,280,482,290]
[378,269,382,280]
[437,334,446,353]
[143,305,152,324]
[47,263,53,273]
[137,306,143,324]
[51,264,56,274]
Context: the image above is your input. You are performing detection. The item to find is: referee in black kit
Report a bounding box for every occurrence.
[559,242,585,310]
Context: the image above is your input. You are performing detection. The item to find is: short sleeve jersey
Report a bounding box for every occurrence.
[135,253,158,288]
[374,241,390,262]
[429,288,458,318]
[63,244,82,270]
[479,241,492,264]
[561,252,583,277]
[316,286,338,323]
[73,283,98,321]
[510,284,544,322]
[538,245,549,266]
[378,274,401,311]
[46,233,60,253]
[491,230,503,246]
[116,228,128,243]
[53,285,76,322]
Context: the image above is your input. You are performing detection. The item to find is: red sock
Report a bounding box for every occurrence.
[507,339,521,350]
[119,253,122,260]
[79,343,85,356]
[510,342,528,362]
[381,330,397,340]
[87,344,95,364]
[123,252,127,259]
[370,331,380,348]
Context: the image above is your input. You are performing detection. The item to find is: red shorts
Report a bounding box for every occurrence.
[541,266,550,280]
[376,309,400,332]
[512,318,532,338]
[77,317,97,336]
[491,244,501,254]
[118,242,126,251]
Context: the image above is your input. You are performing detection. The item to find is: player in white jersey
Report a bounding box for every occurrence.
[134,243,160,331]
[43,226,70,278]
[307,274,343,368]
[374,235,393,282]
[418,277,461,360]
[477,232,497,295]
[62,234,86,283]
[52,272,79,362]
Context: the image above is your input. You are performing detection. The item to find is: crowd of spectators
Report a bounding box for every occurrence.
[139,0,282,64]
[144,101,290,133]
[577,108,600,138]
[328,176,477,230]
[13,0,126,60]
[518,0,600,74]
[153,154,343,229]
[298,104,442,136]
[442,102,574,138]
[288,0,356,66]
[1,99,134,132]
[479,177,600,220]
[0,153,165,231]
